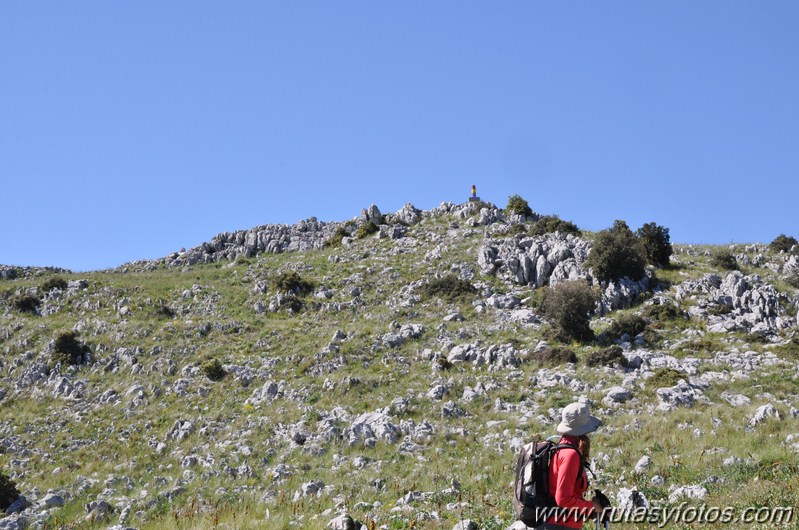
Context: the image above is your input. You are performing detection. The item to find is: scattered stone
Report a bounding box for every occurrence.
[749,403,780,427]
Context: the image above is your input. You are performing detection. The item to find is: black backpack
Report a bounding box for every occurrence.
[513,440,581,527]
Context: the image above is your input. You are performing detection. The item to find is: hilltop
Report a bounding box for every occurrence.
[1,199,798,530]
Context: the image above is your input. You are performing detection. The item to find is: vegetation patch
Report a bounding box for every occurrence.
[0,469,20,512]
[767,337,799,360]
[12,293,41,314]
[354,221,379,239]
[40,276,68,293]
[419,275,477,303]
[585,220,647,281]
[769,234,798,254]
[324,226,351,248]
[637,222,673,267]
[505,194,533,217]
[641,303,686,324]
[538,280,598,342]
[585,345,628,368]
[201,359,227,382]
[647,367,686,388]
[52,331,90,366]
[605,313,648,341]
[529,215,580,236]
[270,271,314,295]
[710,249,738,271]
[532,346,577,366]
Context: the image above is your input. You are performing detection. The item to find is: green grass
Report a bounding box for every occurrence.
[2,221,799,529]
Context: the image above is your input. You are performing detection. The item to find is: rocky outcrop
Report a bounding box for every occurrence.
[478,233,649,312]
[675,272,796,335]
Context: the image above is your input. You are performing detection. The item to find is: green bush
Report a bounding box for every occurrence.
[40,276,68,293]
[201,359,227,382]
[785,270,799,289]
[710,250,738,271]
[642,303,685,323]
[276,294,304,313]
[505,223,528,237]
[637,222,673,267]
[325,226,351,248]
[270,271,313,295]
[12,294,41,314]
[52,331,89,366]
[155,302,176,318]
[354,222,379,239]
[769,234,798,254]
[529,215,581,236]
[585,345,628,368]
[505,194,533,217]
[0,469,20,511]
[420,275,477,303]
[539,280,599,342]
[585,220,647,281]
[647,367,685,388]
[606,313,648,341]
[532,346,577,366]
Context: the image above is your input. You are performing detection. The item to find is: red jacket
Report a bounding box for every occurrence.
[545,435,595,528]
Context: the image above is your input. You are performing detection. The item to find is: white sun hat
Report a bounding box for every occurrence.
[557,402,602,436]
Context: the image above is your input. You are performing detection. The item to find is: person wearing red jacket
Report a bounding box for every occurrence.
[538,402,605,530]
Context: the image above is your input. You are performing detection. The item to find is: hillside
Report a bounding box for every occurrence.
[1,201,799,530]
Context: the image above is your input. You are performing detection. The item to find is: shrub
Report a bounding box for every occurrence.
[505,223,528,237]
[201,359,227,382]
[52,331,89,366]
[270,271,313,295]
[710,250,738,271]
[12,294,41,314]
[529,215,580,236]
[155,302,176,318]
[769,234,798,254]
[0,469,20,512]
[325,226,351,248]
[420,275,477,303]
[585,345,628,368]
[505,194,533,217]
[606,313,648,341]
[40,276,68,293]
[354,222,379,239]
[642,303,685,323]
[532,346,577,366]
[785,271,799,289]
[538,280,598,342]
[647,367,685,388]
[637,222,673,268]
[276,294,304,313]
[585,220,647,281]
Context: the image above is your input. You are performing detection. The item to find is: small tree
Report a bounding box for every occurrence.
[637,222,673,267]
[770,234,798,254]
[539,280,598,342]
[505,194,533,217]
[585,220,647,281]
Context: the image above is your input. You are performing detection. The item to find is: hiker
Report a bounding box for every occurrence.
[537,401,605,529]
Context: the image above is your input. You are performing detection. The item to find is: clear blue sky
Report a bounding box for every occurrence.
[2,2,798,271]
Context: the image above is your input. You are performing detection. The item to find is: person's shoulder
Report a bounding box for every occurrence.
[554,443,581,463]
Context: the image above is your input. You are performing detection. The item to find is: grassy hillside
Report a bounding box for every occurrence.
[1,205,798,529]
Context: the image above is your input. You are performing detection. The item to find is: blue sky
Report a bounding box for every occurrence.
[2,2,798,271]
